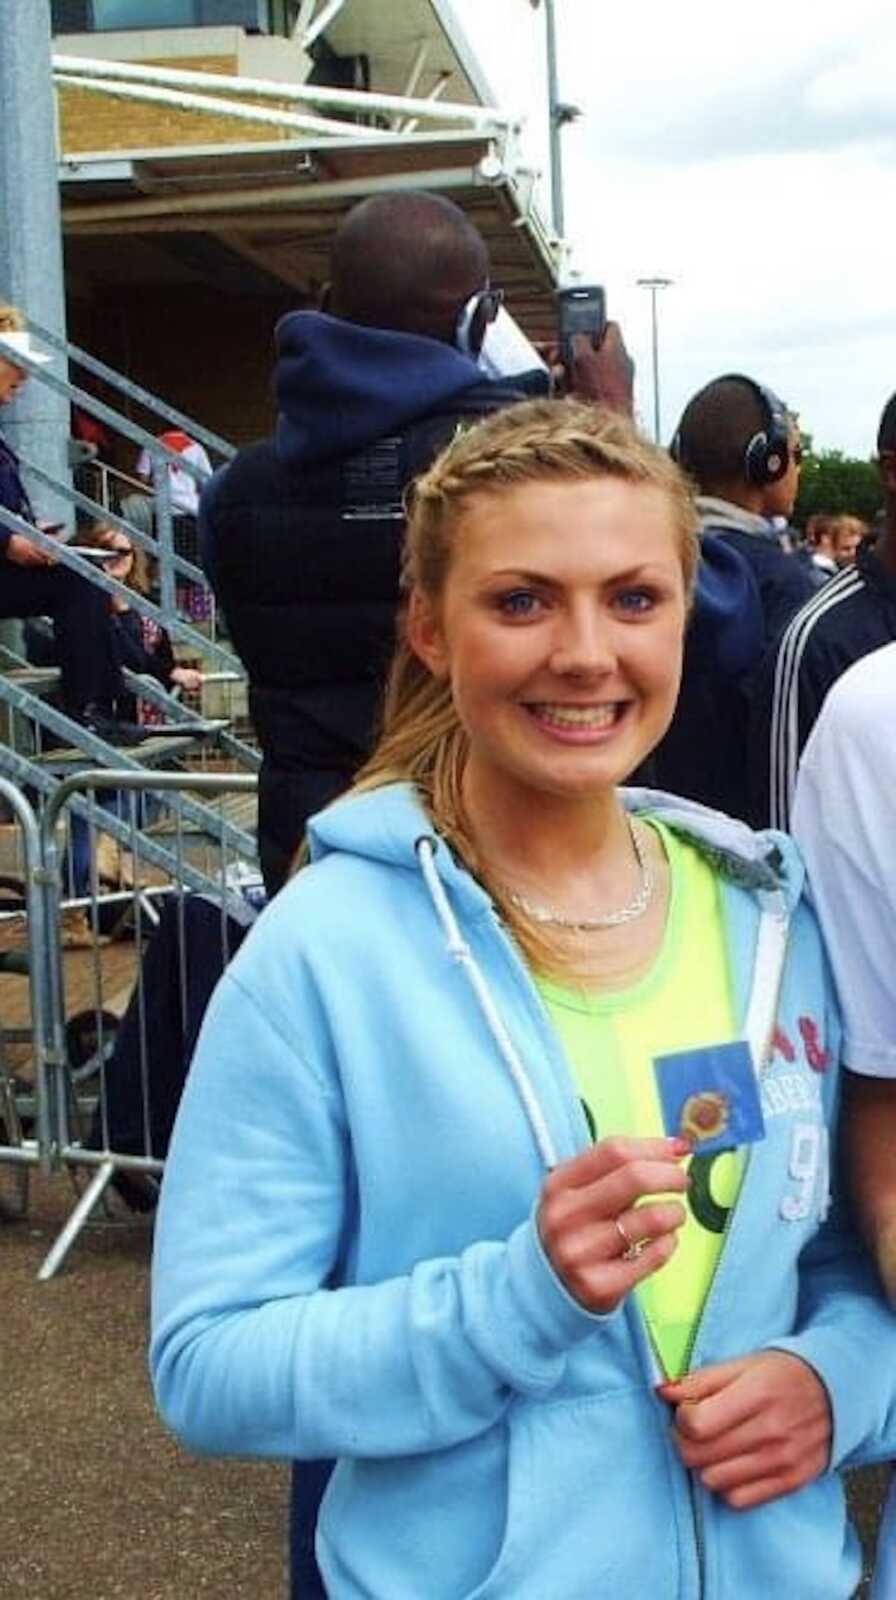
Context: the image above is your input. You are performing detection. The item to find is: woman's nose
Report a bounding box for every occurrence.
[548,609,616,678]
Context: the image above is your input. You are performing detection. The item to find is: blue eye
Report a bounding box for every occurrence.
[497,589,541,617]
[615,588,655,615]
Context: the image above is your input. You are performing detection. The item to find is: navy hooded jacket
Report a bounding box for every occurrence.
[201,311,541,889]
[644,532,766,819]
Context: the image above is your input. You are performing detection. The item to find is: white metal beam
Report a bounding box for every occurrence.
[54,72,393,141]
[401,74,451,136]
[402,41,430,101]
[52,53,512,130]
[294,0,317,40]
[302,0,350,51]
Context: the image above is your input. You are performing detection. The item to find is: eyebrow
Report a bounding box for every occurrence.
[483,564,674,585]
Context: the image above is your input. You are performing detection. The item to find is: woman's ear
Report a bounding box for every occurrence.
[407,588,449,679]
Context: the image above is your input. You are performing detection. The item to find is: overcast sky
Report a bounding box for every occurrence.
[450,0,896,457]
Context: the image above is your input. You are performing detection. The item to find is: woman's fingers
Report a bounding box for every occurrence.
[543,1135,692,1194]
[684,1424,830,1507]
[556,1229,682,1314]
[540,1155,691,1249]
[538,1137,692,1312]
[662,1352,833,1507]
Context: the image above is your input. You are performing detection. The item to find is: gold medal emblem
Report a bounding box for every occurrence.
[680,1090,730,1143]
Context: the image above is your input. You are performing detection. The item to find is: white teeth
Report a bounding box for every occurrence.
[533,703,618,728]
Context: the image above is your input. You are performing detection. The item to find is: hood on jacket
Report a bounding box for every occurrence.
[689,531,765,679]
[274,310,493,468]
[306,781,804,915]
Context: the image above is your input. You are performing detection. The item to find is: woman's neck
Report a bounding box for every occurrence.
[462,762,630,897]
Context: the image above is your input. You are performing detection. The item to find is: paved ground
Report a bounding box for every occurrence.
[1,1172,288,1600]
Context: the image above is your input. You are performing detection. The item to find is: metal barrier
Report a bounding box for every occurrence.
[0,769,260,1279]
[0,778,56,1217]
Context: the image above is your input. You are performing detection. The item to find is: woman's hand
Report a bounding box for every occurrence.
[5,532,56,567]
[537,1135,691,1314]
[659,1351,833,1508]
[171,666,203,693]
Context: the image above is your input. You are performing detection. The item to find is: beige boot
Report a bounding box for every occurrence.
[95,833,121,887]
[60,907,109,949]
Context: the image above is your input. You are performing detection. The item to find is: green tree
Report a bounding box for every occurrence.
[794,437,883,528]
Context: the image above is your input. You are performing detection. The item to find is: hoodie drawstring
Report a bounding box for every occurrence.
[415,837,559,1170]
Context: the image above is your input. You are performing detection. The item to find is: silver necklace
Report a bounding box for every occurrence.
[506,817,654,931]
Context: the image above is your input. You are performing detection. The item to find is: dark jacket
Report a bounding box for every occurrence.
[712,522,817,649]
[201,311,541,890]
[0,430,33,553]
[643,532,765,819]
[748,537,896,828]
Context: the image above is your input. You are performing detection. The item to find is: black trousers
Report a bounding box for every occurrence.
[0,560,121,714]
[258,762,355,898]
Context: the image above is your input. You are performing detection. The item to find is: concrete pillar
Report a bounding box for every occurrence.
[0,0,71,522]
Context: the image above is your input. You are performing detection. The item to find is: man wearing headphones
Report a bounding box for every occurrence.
[670,373,815,644]
[645,374,814,819]
[201,189,631,900]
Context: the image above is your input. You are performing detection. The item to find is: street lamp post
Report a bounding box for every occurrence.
[533,0,580,240]
[637,276,673,443]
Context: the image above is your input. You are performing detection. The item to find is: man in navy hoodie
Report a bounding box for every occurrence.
[201,189,630,896]
[645,373,814,820]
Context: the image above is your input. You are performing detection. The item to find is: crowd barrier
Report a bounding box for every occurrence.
[0,769,259,1278]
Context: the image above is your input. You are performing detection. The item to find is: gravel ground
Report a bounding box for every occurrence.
[1,1170,888,1599]
[1,1171,287,1600]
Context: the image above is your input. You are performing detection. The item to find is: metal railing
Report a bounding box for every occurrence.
[0,325,240,670]
[0,770,261,1278]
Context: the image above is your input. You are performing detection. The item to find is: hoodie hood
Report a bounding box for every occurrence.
[307,781,804,914]
[274,310,490,468]
[689,531,765,679]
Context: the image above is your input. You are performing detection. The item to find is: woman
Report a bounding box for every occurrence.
[66,522,202,918]
[77,521,203,719]
[151,400,895,1598]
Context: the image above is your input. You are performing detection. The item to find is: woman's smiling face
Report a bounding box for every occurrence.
[408,475,688,812]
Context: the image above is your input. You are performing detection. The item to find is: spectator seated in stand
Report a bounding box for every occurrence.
[0,305,128,733]
[134,430,213,621]
[62,522,204,945]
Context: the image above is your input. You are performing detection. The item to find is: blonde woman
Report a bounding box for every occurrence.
[151,401,895,1599]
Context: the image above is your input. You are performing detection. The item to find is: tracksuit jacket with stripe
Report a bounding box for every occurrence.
[749,537,896,829]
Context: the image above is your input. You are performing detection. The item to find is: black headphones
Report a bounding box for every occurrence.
[671,373,791,486]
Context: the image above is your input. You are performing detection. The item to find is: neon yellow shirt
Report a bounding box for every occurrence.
[536,817,741,1379]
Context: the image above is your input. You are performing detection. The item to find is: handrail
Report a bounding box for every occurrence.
[0,504,240,675]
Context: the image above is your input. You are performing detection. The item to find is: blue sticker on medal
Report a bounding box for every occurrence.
[654,1041,766,1155]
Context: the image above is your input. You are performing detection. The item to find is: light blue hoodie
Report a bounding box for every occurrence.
[151,783,896,1599]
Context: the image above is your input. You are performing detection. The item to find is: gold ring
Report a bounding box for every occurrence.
[614,1217,646,1261]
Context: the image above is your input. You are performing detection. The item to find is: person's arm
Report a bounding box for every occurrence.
[150,909,687,1463]
[844,1074,896,1303]
[0,451,54,563]
[792,681,896,1297]
[661,1029,896,1502]
[540,323,635,417]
